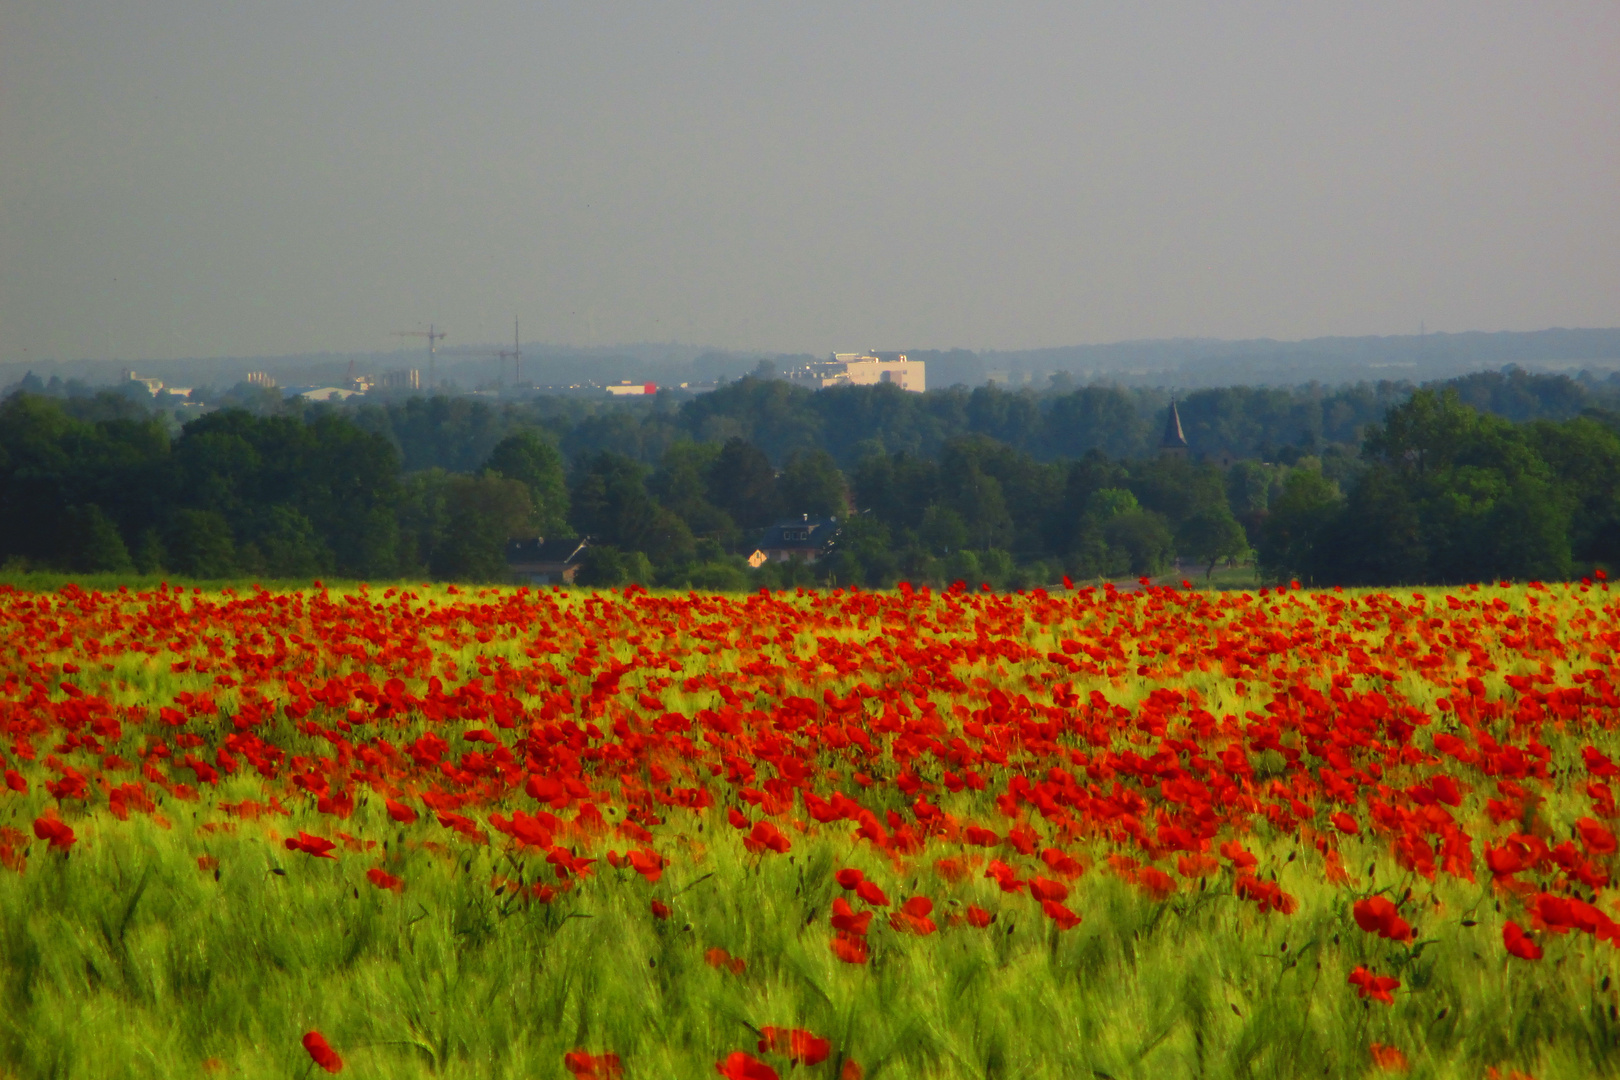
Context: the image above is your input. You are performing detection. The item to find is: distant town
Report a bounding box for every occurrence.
[8,326,1620,416]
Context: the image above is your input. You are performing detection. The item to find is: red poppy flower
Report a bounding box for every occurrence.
[716,1051,780,1080]
[1503,920,1543,960]
[1235,874,1297,915]
[1175,853,1218,878]
[1029,876,1069,902]
[743,821,791,854]
[1368,1043,1408,1072]
[704,947,746,974]
[728,807,751,830]
[964,904,996,928]
[889,896,936,935]
[1346,966,1400,1004]
[854,879,890,907]
[1136,867,1176,900]
[835,867,865,890]
[1483,843,1524,880]
[984,859,1025,894]
[1041,899,1082,929]
[5,770,26,793]
[1529,893,1575,934]
[650,899,671,919]
[1219,841,1258,870]
[1575,817,1617,856]
[385,798,418,825]
[830,898,874,937]
[1330,812,1359,835]
[32,817,76,851]
[830,932,869,965]
[301,1031,343,1073]
[564,1050,624,1079]
[757,1027,831,1066]
[284,832,337,859]
[627,848,665,883]
[365,867,403,893]
[1352,897,1413,942]
[1040,848,1085,880]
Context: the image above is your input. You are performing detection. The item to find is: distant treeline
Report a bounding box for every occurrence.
[3,366,1618,589]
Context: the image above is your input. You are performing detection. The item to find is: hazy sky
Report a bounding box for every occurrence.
[3,2,1617,363]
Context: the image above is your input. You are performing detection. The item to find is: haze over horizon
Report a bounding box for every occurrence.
[3,2,1617,365]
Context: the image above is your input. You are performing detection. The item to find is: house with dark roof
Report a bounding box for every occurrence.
[747,515,839,567]
[506,537,590,584]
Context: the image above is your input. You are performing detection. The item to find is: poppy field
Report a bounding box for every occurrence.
[3,576,1620,1079]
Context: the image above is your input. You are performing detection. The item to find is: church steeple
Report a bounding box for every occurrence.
[1160,400,1188,458]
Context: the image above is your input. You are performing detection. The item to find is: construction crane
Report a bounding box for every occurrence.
[392,324,447,389]
[495,317,522,388]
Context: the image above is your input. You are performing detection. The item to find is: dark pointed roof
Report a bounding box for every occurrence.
[506,537,589,566]
[758,516,839,550]
[1161,401,1188,448]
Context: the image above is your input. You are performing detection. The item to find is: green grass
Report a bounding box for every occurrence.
[5,787,1615,1078]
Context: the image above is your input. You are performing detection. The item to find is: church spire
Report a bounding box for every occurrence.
[1161,400,1188,454]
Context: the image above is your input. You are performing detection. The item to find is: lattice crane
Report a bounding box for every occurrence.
[392,324,447,389]
[495,318,522,387]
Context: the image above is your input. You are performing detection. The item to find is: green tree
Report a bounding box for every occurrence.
[1344,389,1572,583]
[293,414,402,578]
[430,475,535,582]
[1103,511,1175,577]
[1176,506,1249,581]
[1314,466,1424,585]
[1258,469,1343,584]
[1084,488,1140,523]
[979,548,1015,588]
[484,430,570,538]
[249,505,333,579]
[571,453,660,548]
[706,438,778,530]
[62,504,133,574]
[778,450,847,519]
[576,545,627,587]
[1126,455,1228,527]
[687,559,749,591]
[1225,459,1280,543]
[132,528,167,574]
[919,505,969,554]
[639,507,697,568]
[650,442,734,544]
[1528,416,1620,570]
[825,515,898,588]
[165,510,237,578]
[942,462,1013,551]
[939,549,982,587]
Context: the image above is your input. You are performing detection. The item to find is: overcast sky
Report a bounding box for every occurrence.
[2,2,1617,363]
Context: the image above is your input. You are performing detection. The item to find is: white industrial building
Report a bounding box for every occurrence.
[789,353,925,392]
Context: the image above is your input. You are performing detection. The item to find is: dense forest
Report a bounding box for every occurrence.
[2,367,1618,589]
